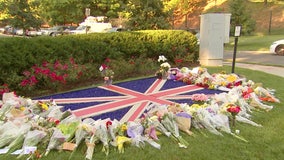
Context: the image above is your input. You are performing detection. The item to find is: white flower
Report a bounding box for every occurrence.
[99,65,104,72]
[158,55,167,62]
[160,62,171,69]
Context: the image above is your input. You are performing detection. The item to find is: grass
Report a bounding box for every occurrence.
[1,66,284,160]
[224,34,284,51]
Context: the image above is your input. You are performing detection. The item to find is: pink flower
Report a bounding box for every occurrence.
[105,58,111,63]
[99,64,108,71]
[42,61,49,68]
[191,93,208,102]
[22,71,31,77]
[30,75,38,84]
[69,57,75,65]
[33,66,42,74]
[20,79,29,86]
[41,68,50,75]
[104,76,110,81]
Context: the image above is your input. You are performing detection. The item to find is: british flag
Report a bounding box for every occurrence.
[36,77,223,122]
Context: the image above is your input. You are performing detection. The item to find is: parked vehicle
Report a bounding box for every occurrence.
[3,25,17,35]
[270,39,284,55]
[16,29,24,36]
[41,26,76,36]
[102,27,128,33]
[26,28,41,37]
[67,16,112,35]
[67,25,89,35]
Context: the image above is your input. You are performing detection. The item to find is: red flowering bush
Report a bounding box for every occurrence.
[0,84,10,97]
[20,58,86,91]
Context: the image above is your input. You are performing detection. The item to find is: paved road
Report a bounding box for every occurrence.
[223,51,284,77]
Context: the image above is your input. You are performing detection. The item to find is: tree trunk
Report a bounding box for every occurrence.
[264,0,267,5]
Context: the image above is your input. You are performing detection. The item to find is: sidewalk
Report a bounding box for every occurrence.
[223,51,284,78]
[223,62,284,78]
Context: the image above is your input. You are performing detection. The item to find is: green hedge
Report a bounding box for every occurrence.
[0,30,198,97]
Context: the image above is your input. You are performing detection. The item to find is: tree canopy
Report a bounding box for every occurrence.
[0,0,42,30]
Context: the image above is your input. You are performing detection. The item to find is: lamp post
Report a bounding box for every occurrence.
[231,25,242,73]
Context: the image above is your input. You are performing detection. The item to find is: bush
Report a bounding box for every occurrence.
[0,30,198,97]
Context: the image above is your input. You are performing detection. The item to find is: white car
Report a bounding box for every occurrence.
[16,29,24,36]
[68,26,89,35]
[270,39,284,55]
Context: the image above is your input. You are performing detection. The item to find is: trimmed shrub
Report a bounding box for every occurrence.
[0,30,198,97]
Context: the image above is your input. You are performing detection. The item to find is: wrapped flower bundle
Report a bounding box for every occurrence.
[45,128,68,156]
[161,112,189,148]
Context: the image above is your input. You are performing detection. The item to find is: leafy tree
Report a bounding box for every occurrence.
[163,0,207,29]
[89,0,128,18]
[229,0,256,35]
[126,0,171,30]
[39,0,86,26]
[38,0,128,26]
[0,0,42,31]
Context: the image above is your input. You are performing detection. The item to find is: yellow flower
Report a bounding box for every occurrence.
[221,81,227,86]
[226,74,237,82]
[41,103,49,111]
[82,124,91,133]
[120,124,127,132]
[20,106,26,111]
[208,84,215,89]
[116,136,131,153]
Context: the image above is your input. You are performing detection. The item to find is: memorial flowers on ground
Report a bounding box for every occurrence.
[0,65,281,159]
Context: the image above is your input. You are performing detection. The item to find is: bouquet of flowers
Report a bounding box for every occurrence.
[56,114,81,142]
[127,121,161,149]
[175,112,193,136]
[156,55,171,79]
[94,120,110,155]
[68,119,93,160]
[161,112,189,148]
[0,121,31,149]
[111,122,131,153]
[226,104,241,127]
[83,118,97,160]
[85,131,99,160]
[45,128,68,156]
[99,58,114,85]
[16,130,47,158]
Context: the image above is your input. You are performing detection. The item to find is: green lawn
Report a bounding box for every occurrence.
[1,66,283,160]
[224,34,284,51]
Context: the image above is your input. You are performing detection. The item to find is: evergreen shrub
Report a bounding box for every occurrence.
[0,30,198,97]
